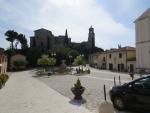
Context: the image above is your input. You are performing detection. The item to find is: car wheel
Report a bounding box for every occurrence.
[113,96,125,110]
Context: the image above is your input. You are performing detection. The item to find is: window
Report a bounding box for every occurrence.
[119,53,122,58]
[121,64,124,70]
[103,57,105,61]
[109,54,111,59]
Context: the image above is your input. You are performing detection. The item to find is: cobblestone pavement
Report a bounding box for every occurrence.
[36,67,140,113]
[0,70,93,113]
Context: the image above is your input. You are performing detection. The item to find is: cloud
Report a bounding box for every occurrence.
[0,0,135,49]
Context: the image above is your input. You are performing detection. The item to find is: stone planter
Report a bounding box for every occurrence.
[71,87,85,100]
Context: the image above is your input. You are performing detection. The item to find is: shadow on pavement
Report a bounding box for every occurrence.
[69,98,86,107]
[32,75,49,78]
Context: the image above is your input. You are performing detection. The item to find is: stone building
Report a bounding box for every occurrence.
[89,46,136,72]
[0,50,7,74]
[30,26,95,51]
[30,28,71,50]
[135,8,150,73]
[89,52,107,69]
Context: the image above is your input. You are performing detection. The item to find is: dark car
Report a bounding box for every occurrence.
[109,75,150,111]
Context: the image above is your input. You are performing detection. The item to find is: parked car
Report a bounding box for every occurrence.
[109,75,150,111]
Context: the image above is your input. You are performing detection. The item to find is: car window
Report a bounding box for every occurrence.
[134,77,150,89]
[143,78,150,89]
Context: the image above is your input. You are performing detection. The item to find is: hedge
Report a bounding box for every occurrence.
[0,74,9,89]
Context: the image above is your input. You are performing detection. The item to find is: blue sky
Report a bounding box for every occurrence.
[0,0,150,49]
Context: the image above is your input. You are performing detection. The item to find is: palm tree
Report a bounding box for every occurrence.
[5,30,18,50]
[17,34,28,49]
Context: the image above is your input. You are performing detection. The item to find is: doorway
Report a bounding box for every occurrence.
[109,63,113,70]
[130,64,134,72]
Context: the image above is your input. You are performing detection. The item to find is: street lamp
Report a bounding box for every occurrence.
[80,54,84,57]
[69,55,72,69]
[51,52,56,73]
[51,52,56,57]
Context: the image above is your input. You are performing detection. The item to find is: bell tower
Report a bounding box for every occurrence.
[88,26,95,48]
[65,29,68,38]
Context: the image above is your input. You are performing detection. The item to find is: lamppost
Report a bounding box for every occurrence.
[79,54,85,73]
[51,52,56,73]
[80,54,85,66]
[81,54,84,57]
[69,55,72,69]
[51,52,56,57]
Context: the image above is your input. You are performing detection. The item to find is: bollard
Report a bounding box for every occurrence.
[114,77,116,86]
[104,85,107,101]
[119,76,121,85]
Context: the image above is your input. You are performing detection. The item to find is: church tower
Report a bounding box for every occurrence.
[88,26,95,48]
[65,29,68,38]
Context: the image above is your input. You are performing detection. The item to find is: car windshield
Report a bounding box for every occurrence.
[134,77,150,89]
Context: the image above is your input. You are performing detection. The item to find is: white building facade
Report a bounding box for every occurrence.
[135,8,150,73]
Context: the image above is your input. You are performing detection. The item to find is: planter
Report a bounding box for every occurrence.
[71,87,85,100]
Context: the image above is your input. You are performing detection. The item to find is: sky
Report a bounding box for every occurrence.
[0,0,150,50]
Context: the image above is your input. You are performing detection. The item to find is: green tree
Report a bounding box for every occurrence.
[51,44,79,65]
[5,30,28,50]
[27,47,41,66]
[17,34,28,49]
[53,44,70,59]
[68,49,79,58]
[49,57,56,66]
[73,55,86,67]
[5,30,18,50]
[37,54,56,71]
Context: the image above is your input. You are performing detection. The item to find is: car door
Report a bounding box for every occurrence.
[132,77,150,110]
[141,77,150,110]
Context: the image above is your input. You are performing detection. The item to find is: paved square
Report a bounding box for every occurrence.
[37,67,139,113]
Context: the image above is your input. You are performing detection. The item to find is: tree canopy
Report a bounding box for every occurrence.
[73,55,86,66]
[37,54,56,67]
[5,30,28,50]
[5,30,18,50]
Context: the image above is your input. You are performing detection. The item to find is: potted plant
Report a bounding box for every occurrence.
[71,78,85,100]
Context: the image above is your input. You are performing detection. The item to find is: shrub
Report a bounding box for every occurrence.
[13,59,28,70]
[0,74,9,89]
[74,78,83,89]
[71,78,85,100]
[73,55,86,66]
[3,74,9,81]
[0,80,3,89]
[37,54,56,72]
